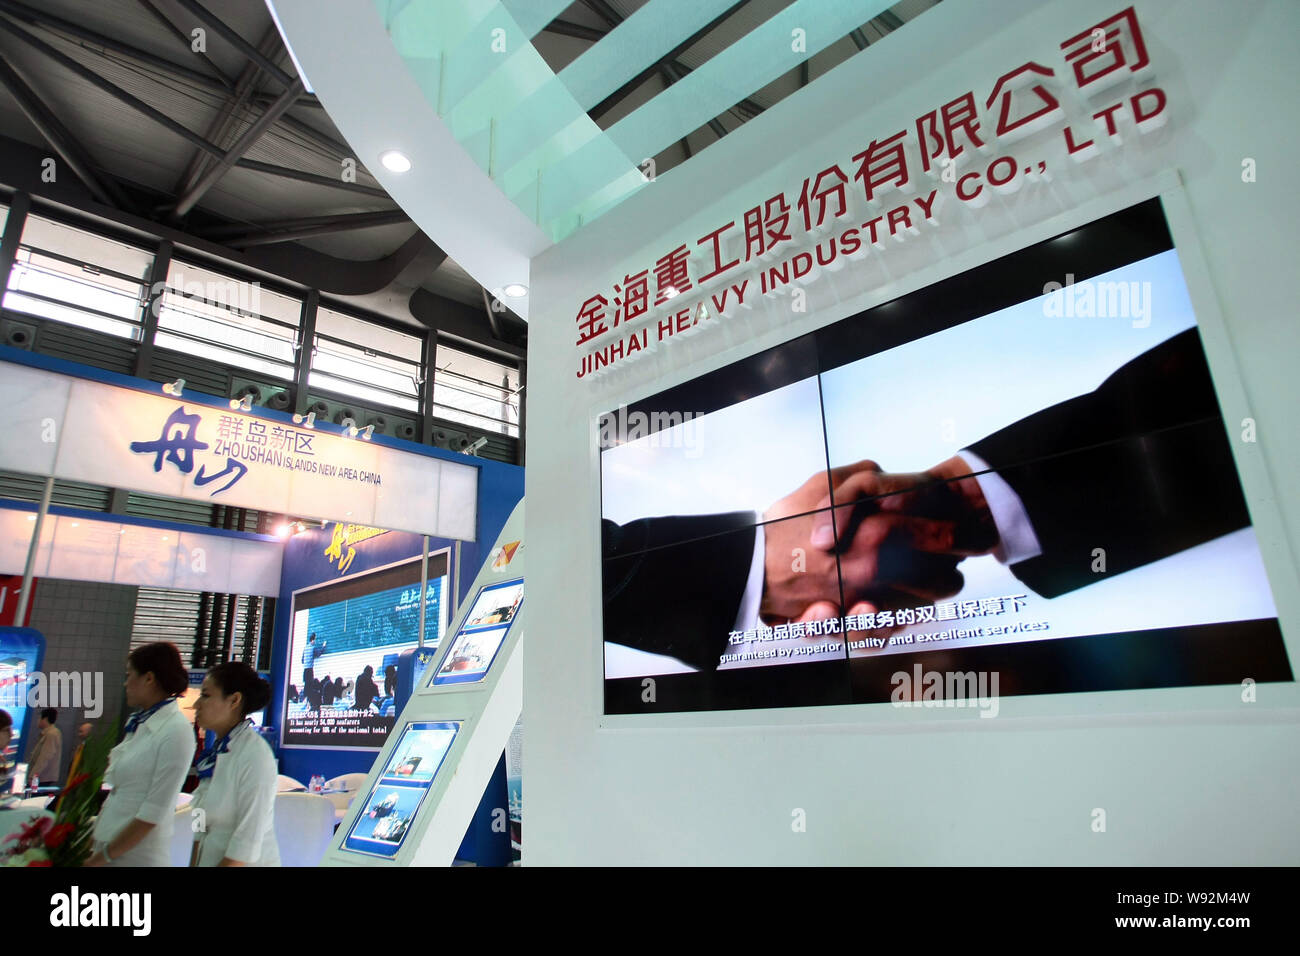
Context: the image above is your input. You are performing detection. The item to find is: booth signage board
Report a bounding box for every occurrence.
[0,361,478,540]
[0,505,282,597]
[321,499,525,866]
[571,6,1172,383]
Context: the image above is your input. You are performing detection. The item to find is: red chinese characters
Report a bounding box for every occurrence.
[796,164,849,230]
[742,193,794,260]
[1060,6,1150,94]
[575,294,609,347]
[985,62,1063,140]
[696,222,740,284]
[653,245,693,304]
[614,269,650,326]
[916,92,985,172]
[851,130,909,203]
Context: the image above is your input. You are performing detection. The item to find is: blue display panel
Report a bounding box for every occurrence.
[342,720,460,858]
[0,628,45,773]
[428,579,523,687]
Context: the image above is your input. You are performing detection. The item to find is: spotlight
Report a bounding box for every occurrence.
[229,394,253,411]
[341,416,358,438]
[380,150,412,173]
[360,425,374,441]
[162,378,185,396]
[466,436,489,456]
[275,522,291,538]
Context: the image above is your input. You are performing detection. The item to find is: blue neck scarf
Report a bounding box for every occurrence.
[194,719,252,780]
[124,698,172,735]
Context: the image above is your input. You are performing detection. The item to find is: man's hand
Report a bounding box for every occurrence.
[808,456,999,608]
[760,469,856,624]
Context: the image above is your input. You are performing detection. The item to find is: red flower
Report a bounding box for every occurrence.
[44,823,75,850]
[62,773,90,794]
[25,859,52,867]
[17,816,52,841]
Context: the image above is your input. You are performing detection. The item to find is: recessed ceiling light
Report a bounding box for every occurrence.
[380,150,412,173]
[503,283,528,298]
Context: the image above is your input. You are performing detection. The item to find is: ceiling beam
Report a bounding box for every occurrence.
[0,0,317,109]
[172,24,280,202]
[134,0,234,92]
[231,159,388,197]
[217,210,412,247]
[877,10,905,32]
[169,0,296,89]
[0,53,135,212]
[173,77,304,216]
[0,0,228,93]
[542,18,605,42]
[0,16,387,198]
[849,27,870,51]
[479,286,503,341]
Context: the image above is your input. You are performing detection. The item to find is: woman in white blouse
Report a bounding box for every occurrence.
[189,662,279,866]
[86,643,193,867]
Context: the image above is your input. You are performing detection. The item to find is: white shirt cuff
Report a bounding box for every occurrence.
[733,520,766,632]
[958,449,1043,565]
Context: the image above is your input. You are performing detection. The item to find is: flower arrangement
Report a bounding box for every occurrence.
[1,730,112,867]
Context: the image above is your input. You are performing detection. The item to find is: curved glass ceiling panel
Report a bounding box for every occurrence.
[375,0,906,241]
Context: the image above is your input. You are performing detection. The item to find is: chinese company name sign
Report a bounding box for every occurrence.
[572,6,1167,381]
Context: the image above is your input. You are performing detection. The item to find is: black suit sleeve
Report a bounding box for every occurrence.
[602,513,758,671]
[968,328,1250,598]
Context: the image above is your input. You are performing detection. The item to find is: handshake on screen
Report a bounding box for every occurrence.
[759,455,1000,628]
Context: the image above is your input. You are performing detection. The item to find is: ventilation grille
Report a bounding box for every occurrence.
[0,470,112,512]
[147,347,232,398]
[29,321,135,374]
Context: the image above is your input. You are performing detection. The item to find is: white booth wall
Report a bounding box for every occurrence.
[524,0,1300,864]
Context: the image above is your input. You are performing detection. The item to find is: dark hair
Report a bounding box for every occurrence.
[208,661,271,717]
[308,633,316,643]
[0,709,11,731]
[127,642,189,697]
[40,708,57,723]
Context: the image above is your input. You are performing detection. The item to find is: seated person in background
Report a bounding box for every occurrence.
[304,677,322,713]
[321,674,335,707]
[333,678,345,704]
[384,665,397,699]
[353,666,380,712]
[287,684,299,704]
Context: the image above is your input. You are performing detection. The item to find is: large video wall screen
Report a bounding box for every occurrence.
[600,199,1293,715]
[283,554,449,748]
